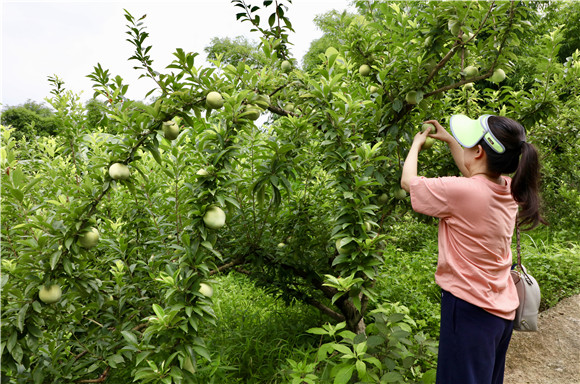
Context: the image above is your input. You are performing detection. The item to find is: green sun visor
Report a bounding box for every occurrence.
[449,114,505,154]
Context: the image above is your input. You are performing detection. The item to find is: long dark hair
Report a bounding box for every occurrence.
[479,116,547,230]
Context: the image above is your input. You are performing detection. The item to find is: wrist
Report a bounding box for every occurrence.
[411,141,422,150]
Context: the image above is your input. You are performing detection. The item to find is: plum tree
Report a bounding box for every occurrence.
[1,1,544,382]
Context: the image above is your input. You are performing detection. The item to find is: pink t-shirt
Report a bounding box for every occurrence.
[409,175,519,320]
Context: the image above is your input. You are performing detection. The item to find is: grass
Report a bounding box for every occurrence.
[197,273,325,383]
[375,242,442,336]
[517,229,580,310]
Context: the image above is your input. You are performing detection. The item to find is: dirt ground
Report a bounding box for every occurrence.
[504,294,580,384]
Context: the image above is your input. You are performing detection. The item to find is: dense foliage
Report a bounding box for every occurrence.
[2,1,579,383]
[0,101,58,141]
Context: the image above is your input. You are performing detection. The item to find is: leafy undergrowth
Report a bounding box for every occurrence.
[196,226,578,383]
[517,229,580,311]
[197,273,326,383]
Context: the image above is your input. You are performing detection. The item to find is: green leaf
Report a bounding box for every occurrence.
[317,343,333,361]
[133,367,156,381]
[365,356,383,369]
[23,177,42,193]
[121,330,138,345]
[107,353,124,368]
[7,332,17,353]
[268,13,276,27]
[27,324,43,338]
[331,343,353,356]
[11,343,23,363]
[334,364,355,384]
[50,251,61,270]
[392,100,403,112]
[421,369,437,384]
[338,330,357,340]
[192,345,211,361]
[387,313,406,323]
[10,187,24,203]
[135,351,151,366]
[382,371,404,382]
[147,144,163,166]
[367,335,385,348]
[11,167,25,187]
[17,303,29,332]
[352,294,362,312]
[152,304,164,318]
[307,327,328,335]
[356,360,366,379]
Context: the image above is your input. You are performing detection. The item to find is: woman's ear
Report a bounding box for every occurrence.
[474,144,486,159]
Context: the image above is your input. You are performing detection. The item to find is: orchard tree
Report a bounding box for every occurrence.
[0,100,58,140]
[3,1,575,382]
[302,10,355,71]
[204,36,267,68]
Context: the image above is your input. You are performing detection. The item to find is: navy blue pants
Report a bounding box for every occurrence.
[436,290,514,384]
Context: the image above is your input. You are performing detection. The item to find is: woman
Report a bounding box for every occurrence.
[400,115,545,384]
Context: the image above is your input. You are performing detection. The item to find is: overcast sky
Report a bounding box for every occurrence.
[1,0,353,108]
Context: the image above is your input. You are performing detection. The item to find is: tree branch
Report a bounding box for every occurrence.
[75,366,110,383]
[210,257,246,275]
[267,104,296,117]
[303,297,345,322]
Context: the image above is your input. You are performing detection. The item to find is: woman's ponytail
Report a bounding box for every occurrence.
[510,141,547,230]
[483,116,547,230]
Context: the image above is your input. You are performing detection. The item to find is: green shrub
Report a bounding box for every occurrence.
[197,273,326,383]
[517,230,580,311]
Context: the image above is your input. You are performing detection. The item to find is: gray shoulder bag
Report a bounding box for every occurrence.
[510,223,541,331]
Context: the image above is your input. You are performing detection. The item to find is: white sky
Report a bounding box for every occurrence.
[1,0,354,107]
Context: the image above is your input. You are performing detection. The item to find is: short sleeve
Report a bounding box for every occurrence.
[409,176,452,218]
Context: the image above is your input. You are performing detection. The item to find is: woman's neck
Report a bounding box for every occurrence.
[471,172,504,185]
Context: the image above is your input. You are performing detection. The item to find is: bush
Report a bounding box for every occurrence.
[0,106,58,140]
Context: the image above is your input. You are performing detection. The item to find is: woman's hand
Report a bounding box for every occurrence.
[424,120,454,143]
[412,125,432,150]
[424,119,470,176]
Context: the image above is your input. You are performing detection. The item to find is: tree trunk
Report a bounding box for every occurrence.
[335,293,368,334]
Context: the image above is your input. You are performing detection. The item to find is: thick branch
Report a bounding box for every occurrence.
[235,267,252,275]
[425,1,515,99]
[423,43,462,87]
[132,323,148,332]
[392,1,513,126]
[303,297,345,322]
[267,104,297,117]
[425,72,493,97]
[210,257,247,275]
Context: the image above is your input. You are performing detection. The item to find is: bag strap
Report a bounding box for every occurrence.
[516,219,522,268]
[515,216,533,284]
